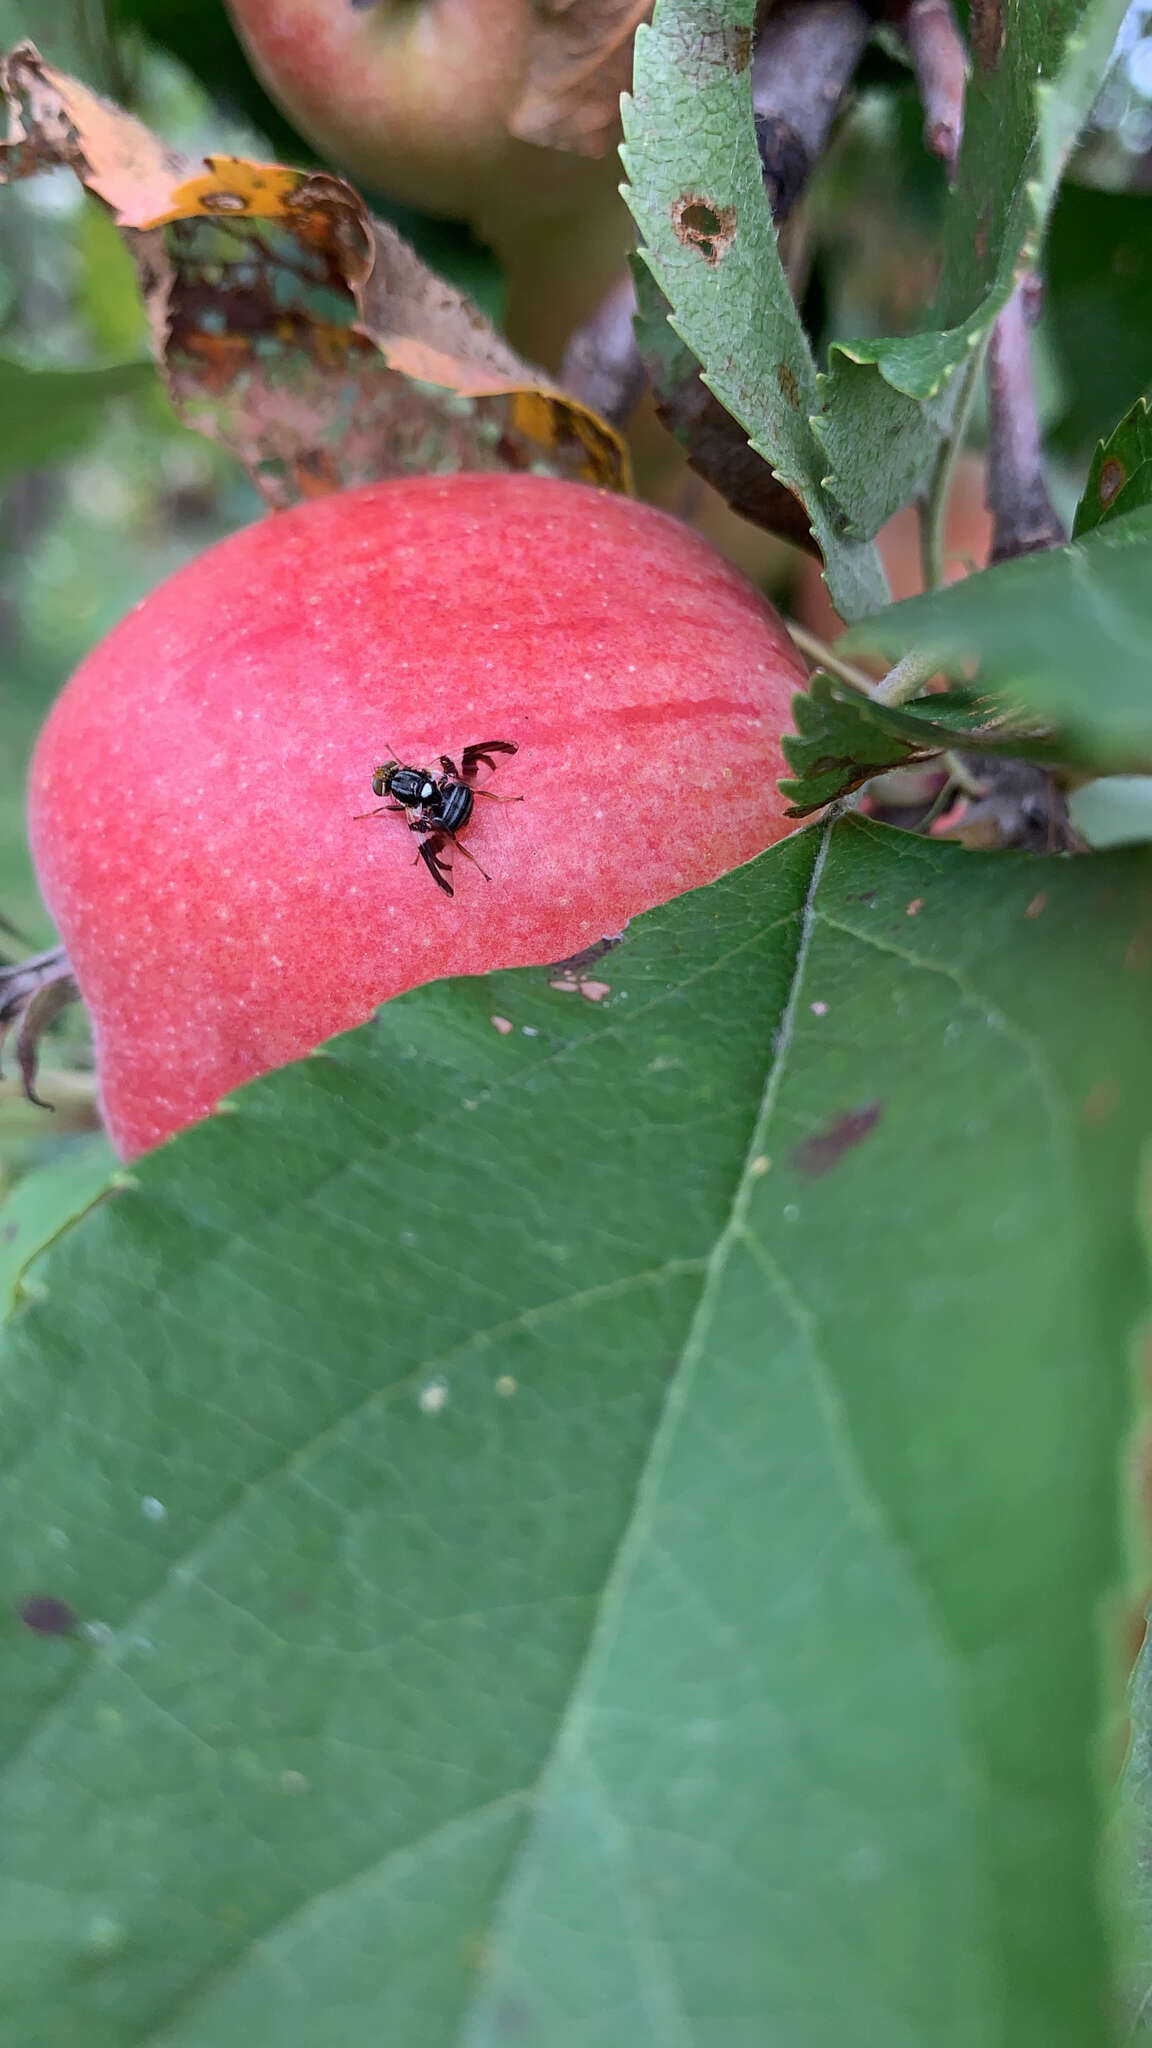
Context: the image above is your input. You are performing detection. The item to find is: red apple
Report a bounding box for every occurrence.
[29,474,807,1159]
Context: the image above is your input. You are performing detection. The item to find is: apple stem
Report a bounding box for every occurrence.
[0,944,81,1111]
[984,275,1066,565]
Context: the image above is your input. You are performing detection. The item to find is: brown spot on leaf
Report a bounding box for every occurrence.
[1024,893,1047,919]
[671,194,736,265]
[666,19,753,87]
[789,1102,884,1179]
[777,362,799,408]
[1125,928,1152,973]
[18,1593,78,1636]
[1099,457,1126,509]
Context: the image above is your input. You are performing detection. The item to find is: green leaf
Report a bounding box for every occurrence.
[0,1137,117,1317]
[621,0,888,624]
[1074,399,1152,537]
[840,504,1152,760]
[780,671,1061,817]
[1047,182,1152,458]
[817,0,1133,537]
[0,353,155,486]
[1,821,1149,2044]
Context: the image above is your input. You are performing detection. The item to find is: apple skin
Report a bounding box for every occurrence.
[29,474,808,1160]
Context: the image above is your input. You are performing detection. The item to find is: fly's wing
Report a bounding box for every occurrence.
[460,740,518,778]
[416,832,454,896]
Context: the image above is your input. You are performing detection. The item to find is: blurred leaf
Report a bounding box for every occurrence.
[1048,182,1152,458]
[0,821,1149,2043]
[77,198,148,360]
[780,671,1061,816]
[841,503,1152,760]
[0,1134,115,1315]
[0,0,121,91]
[1069,776,1152,848]
[817,0,1133,538]
[104,0,314,162]
[1074,397,1152,536]
[0,45,628,504]
[621,0,888,624]
[0,351,154,482]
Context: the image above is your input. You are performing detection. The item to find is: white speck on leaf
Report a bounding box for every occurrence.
[140,1495,167,1523]
[419,1379,449,1414]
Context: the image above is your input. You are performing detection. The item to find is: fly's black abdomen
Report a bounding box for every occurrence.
[433,782,474,834]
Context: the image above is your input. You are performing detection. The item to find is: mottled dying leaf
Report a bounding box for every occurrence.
[0,43,629,505]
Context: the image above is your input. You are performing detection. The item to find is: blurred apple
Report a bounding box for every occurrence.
[223,0,634,367]
[795,453,994,643]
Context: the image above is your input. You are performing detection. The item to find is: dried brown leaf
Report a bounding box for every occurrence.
[0,43,630,505]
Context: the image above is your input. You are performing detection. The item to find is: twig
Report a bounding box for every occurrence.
[918,329,990,590]
[559,270,647,428]
[870,648,945,707]
[752,0,872,218]
[785,620,882,692]
[984,275,1065,564]
[902,0,968,180]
